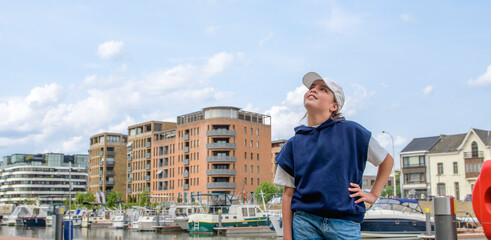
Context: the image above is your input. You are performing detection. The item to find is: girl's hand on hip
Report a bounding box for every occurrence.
[348,183,378,205]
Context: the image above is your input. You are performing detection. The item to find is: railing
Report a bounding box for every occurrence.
[145,142,151,148]
[145,164,150,170]
[183,134,189,141]
[206,169,236,176]
[127,167,132,172]
[206,182,236,189]
[106,160,114,166]
[183,147,189,153]
[183,159,189,165]
[127,155,132,161]
[183,171,189,178]
[158,186,168,191]
[464,151,484,159]
[207,156,236,163]
[106,170,114,175]
[106,179,114,185]
[98,180,103,185]
[145,176,150,181]
[106,151,115,156]
[98,171,103,175]
[145,153,151,159]
[207,129,236,136]
[99,151,104,156]
[183,184,189,190]
[99,161,103,166]
[127,178,132,183]
[206,143,236,149]
[127,188,131,193]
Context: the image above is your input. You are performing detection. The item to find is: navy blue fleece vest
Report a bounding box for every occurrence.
[276,118,371,223]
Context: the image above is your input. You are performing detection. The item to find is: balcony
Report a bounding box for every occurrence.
[127,188,131,194]
[207,129,236,137]
[145,164,150,170]
[183,134,189,141]
[107,159,114,166]
[183,159,189,165]
[183,147,189,153]
[98,171,103,175]
[127,167,132,172]
[98,180,103,185]
[99,151,104,156]
[183,184,189,190]
[106,179,114,185]
[127,155,132,161]
[145,187,150,192]
[145,176,150,181]
[127,178,132,183]
[106,170,114,175]
[207,156,236,163]
[206,169,236,176]
[158,186,168,191]
[206,143,236,149]
[145,142,151,148]
[106,151,115,156]
[183,171,189,178]
[464,151,484,159]
[206,182,236,189]
[145,153,151,159]
[99,161,103,166]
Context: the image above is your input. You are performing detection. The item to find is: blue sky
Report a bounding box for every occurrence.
[1,1,491,175]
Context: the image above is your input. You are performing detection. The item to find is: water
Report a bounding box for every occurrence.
[0,226,281,240]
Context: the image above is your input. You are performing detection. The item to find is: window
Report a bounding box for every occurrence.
[244,140,247,147]
[437,183,446,196]
[387,180,392,186]
[403,156,425,167]
[244,127,247,134]
[250,140,253,148]
[257,166,260,173]
[244,165,247,172]
[453,162,458,174]
[251,128,253,135]
[437,163,444,175]
[244,177,247,185]
[251,153,253,160]
[256,129,259,136]
[472,141,478,158]
[251,166,253,173]
[257,153,260,161]
[362,179,367,185]
[251,178,253,185]
[244,152,247,160]
[257,141,259,148]
[455,182,460,200]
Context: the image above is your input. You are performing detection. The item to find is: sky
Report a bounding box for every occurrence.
[1,1,491,175]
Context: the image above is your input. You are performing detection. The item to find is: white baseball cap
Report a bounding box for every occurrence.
[302,72,345,111]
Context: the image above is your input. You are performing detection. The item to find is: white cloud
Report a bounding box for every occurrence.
[422,85,433,97]
[243,103,259,113]
[467,65,491,87]
[204,26,220,36]
[319,7,361,34]
[258,32,274,46]
[375,133,408,151]
[342,84,376,117]
[400,14,414,22]
[0,51,243,157]
[97,40,124,60]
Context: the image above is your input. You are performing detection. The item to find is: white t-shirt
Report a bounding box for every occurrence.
[273,136,388,188]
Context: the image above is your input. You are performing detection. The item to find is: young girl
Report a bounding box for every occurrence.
[274,72,394,240]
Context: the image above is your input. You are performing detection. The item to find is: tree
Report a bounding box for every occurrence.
[138,190,150,207]
[254,181,283,204]
[75,191,96,208]
[106,191,121,208]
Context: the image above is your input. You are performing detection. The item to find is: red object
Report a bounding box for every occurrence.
[472,160,491,239]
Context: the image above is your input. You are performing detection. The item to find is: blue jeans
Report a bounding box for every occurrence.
[293,210,361,240]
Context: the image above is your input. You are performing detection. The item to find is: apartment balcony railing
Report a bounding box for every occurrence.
[183,134,189,141]
[145,176,150,181]
[127,178,132,183]
[98,171,103,175]
[99,151,104,156]
[206,182,236,189]
[107,160,114,166]
[145,187,150,192]
[159,151,168,156]
[127,167,132,172]
[99,161,103,166]
[183,184,189,190]
[206,156,236,163]
[106,179,114,185]
[206,169,236,176]
[183,147,189,153]
[106,170,114,175]
[183,159,189,165]
[106,151,115,156]
[127,146,132,151]
[207,129,236,137]
[145,142,151,148]
[127,155,132,161]
[127,188,131,193]
[145,164,150,170]
[464,151,484,159]
[206,143,236,149]
[145,153,151,159]
[98,180,103,185]
[158,186,168,191]
[159,163,168,168]
[183,171,189,178]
